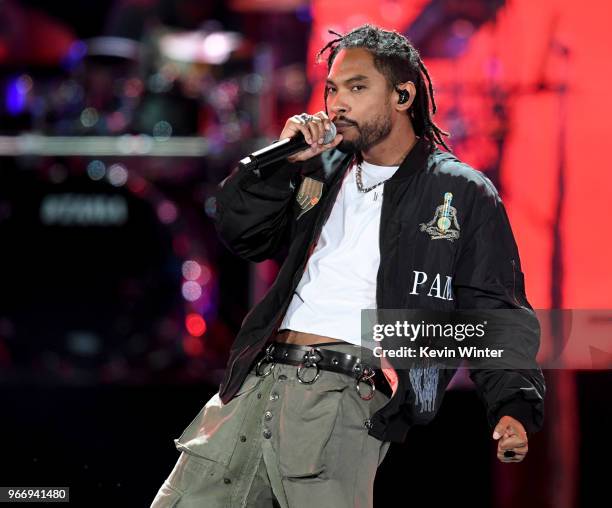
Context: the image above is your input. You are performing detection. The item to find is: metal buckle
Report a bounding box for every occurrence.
[296,347,322,384]
[255,344,276,377]
[355,365,376,401]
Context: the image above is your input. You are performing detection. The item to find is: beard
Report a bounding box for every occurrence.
[336,109,393,154]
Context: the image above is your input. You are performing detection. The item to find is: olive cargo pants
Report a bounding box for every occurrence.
[150,343,391,508]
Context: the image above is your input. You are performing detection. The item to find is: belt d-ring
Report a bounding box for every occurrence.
[255,344,276,377]
[354,364,376,401]
[296,347,322,384]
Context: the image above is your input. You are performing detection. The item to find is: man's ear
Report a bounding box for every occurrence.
[394,81,417,111]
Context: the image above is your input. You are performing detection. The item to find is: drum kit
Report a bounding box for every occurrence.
[0,26,272,384]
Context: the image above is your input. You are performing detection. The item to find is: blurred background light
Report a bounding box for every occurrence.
[181,280,202,302]
[152,120,173,141]
[157,200,178,224]
[107,163,128,186]
[86,160,106,180]
[80,107,99,128]
[185,313,207,337]
[182,260,202,281]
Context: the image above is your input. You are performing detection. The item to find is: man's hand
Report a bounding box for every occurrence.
[493,415,529,463]
[279,111,343,163]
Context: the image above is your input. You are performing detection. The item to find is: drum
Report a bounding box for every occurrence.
[0,158,218,383]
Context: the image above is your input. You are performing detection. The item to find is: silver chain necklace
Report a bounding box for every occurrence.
[355,162,392,193]
[355,138,419,194]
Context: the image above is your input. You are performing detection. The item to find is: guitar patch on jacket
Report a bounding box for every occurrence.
[419,192,461,242]
[295,177,323,220]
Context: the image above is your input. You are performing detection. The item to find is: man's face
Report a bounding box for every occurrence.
[325,48,394,153]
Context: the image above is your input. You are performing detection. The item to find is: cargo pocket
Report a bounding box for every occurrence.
[174,372,263,467]
[276,373,348,478]
[153,452,214,507]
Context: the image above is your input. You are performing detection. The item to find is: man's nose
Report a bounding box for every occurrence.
[331,103,348,115]
[329,97,348,115]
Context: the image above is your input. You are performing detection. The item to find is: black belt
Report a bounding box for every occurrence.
[254,341,379,400]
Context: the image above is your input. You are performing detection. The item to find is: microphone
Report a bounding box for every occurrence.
[239,123,337,173]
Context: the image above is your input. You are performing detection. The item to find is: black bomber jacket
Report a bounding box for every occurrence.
[213,138,546,443]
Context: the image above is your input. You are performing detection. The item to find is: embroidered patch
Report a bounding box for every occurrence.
[295,177,323,219]
[419,192,460,242]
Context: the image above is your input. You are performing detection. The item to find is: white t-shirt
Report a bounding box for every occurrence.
[279,158,400,345]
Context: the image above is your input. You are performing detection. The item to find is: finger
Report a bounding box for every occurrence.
[499,435,528,450]
[504,424,520,438]
[493,423,507,440]
[309,117,326,144]
[314,111,333,133]
[505,444,528,456]
[305,133,342,158]
[493,418,525,441]
[295,121,314,145]
[499,432,527,446]
[498,444,527,457]
[279,117,303,142]
[508,424,527,441]
[290,114,309,128]
[300,121,317,148]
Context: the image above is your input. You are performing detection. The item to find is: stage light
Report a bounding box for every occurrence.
[87,160,106,181]
[80,107,99,128]
[108,163,128,186]
[182,260,201,281]
[185,313,207,337]
[6,77,28,115]
[182,281,202,301]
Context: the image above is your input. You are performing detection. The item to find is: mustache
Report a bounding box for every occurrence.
[333,117,358,127]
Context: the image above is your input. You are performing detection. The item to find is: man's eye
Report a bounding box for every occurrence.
[326,87,336,94]
[352,85,365,91]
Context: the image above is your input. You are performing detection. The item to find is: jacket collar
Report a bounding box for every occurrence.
[387,137,433,182]
[304,137,435,185]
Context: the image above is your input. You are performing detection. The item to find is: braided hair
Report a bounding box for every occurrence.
[316,24,450,152]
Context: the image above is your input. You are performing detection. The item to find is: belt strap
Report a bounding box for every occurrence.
[254,341,377,400]
[260,342,370,376]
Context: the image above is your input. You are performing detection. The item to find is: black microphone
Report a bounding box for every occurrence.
[239,123,337,173]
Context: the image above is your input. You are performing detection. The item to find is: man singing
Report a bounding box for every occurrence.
[152,24,545,508]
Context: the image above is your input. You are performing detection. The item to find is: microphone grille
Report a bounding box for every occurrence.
[323,122,337,144]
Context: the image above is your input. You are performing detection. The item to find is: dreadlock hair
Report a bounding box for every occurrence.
[316,24,451,152]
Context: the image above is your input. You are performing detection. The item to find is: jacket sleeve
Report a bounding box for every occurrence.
[213,158,303,263]
[453,184,546,436]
